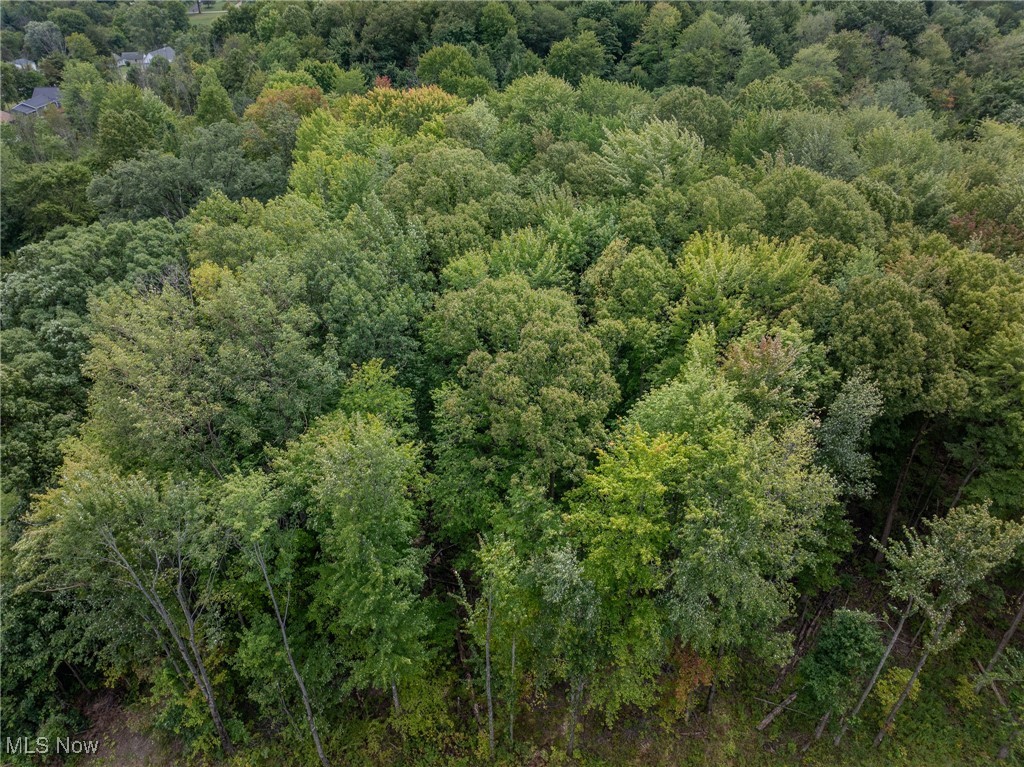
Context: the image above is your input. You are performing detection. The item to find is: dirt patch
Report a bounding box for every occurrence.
[72,692,181,767]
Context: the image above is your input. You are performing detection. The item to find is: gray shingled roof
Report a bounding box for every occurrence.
[11,87,61,115]
[145,46,176,64]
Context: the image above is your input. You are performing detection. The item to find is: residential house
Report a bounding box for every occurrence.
[115,46,175,73]
[12,58,38,71]
[10,87,61,116]
[114,51,144,69]
[144,46,175,66]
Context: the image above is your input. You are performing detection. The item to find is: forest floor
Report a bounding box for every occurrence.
[76,693,180,767]
[61,635,1011,767]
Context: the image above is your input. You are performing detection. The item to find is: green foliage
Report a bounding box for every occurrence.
[114,0,188,52]
[801,610,883,716]
[383,144,516,218]
[546,30,607,86]
[426,274,618,541]
[589,118,704,197]
[337,85,465,136]
[196,70,236,126]
[817,374,885,499]
[653,86,731,147]
[1,219,182,507]
[660,232,815,374]
[668,11,751,92]
[5,3,1024,762]
[883,504,1024,637]
[828,270,964,421]
[84,254,342,475]
[581,239,678,404]
[276,409,431,696]
[417,43,494,98]
[1,160,95,250]
[565,428,678,722]
[755,162,885,246]
[873,667,921,727]
[627,329,846,653]
[18,441,235,756]
[24,20,65,59]
[89,122,285,221]
[95,84,178,167]
[720,320,835,430]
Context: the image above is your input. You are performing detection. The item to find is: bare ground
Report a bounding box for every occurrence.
[73,692,181,767]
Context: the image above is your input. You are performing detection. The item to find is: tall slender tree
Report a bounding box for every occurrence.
[873,504,1022,747]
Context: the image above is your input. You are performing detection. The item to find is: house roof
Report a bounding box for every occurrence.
[11,87,61,114]
[145,46,175,63]
[12,58,35,67]
[116,51,144,64]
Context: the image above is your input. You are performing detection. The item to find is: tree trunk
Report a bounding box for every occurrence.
[756,690,799,731]
[275,681,299,734]
[876,421,926,562]
[102,531,234,756]
[813,710,831,741]
[454,628,482,726]
[834,598,913,746]
[508,637,516,749]
[802,711,832,753]
[484,596,495,758]
[974,659,1020,761]
[909,615,928,650]
[874,609,950,748]
[706,646,726,715]
[146,617,184,681]
[771,593,832,694]
[391,681,401,715]
[705,677,717,715]
[977,590,1024,692]
[950,458,981,510]
[910,453,953,530]
[173,577,235,757]
[567,676,585,757]
[253,543,331,767]
[64,661,86,690]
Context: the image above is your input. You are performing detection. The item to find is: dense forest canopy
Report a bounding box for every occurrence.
[1,1,1023,765]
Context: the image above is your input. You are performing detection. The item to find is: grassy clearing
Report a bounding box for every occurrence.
[188,1,230,28]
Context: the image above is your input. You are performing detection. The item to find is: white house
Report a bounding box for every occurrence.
[115,47,176,72]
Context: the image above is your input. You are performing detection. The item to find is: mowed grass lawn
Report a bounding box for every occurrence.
[189,1,231,28]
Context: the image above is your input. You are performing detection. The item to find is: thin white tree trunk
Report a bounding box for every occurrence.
[977,590,1024,691]
[834,598,913,746]
[874,608,950,747]
[814,710,831,740]
[485,596,495,758]
[567,676,585,757]
[508,637,516,748]
[756,690,799,731]
[102,531,234,755]
[252,542,331,767]
[173,571,235,756]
